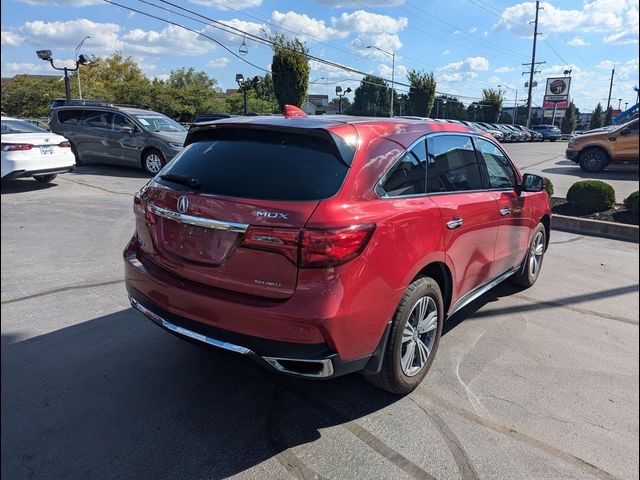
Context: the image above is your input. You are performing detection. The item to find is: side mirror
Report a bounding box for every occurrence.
[518,173,544,193]
[120,126,134,135]
[620,127,631,136]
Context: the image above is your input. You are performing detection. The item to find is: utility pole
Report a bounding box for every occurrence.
[606,66,615,110]
[525,0,541,128]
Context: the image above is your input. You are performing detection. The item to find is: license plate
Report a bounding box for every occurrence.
[40,146,54,155]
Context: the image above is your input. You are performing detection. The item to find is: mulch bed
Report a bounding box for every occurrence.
[551,197,639,226]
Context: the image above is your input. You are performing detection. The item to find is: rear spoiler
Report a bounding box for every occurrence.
[186,121,358,167]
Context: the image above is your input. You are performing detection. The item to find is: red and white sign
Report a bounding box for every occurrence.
[543,99,569,109]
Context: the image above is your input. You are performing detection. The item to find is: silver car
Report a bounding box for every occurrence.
[50,104,187,175]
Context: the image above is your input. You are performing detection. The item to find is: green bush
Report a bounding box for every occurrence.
[624,191,639,216]
[566,180,616,211]
[544,177,554,197]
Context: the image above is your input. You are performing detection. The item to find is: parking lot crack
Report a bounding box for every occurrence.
[1,279,124,305]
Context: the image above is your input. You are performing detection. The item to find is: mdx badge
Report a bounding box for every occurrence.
[256,210,288,220]
[177,196,189,213]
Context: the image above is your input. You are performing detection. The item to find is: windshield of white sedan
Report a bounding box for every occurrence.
[133,115,186,133]
[1,120,47,134]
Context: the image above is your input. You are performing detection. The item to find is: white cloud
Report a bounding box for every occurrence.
[122,25,215,56]
[437,56,489,82]
[315,0,404,7]
[4,62,50,73]
[469,27,478,33]
[207,57,230,69]
[494,65,516,73]
[332,10,407,34]
[20,19,121,52]
[188,0,262,9]
[491,0,638,40]
[351,33,403,57]
[204,19,267,48]
[567,36,590,46]
[488,76,501,84]
[271,11,346,41]
[603,8,639,44]
[442,49,451,56]
[1,31,24,46]
[378,63,408,79]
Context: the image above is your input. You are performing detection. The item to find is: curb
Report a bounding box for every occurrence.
[552,214,639,243]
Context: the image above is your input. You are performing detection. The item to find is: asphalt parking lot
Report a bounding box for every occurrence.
[1,152,639,480]
[503,141,639,200]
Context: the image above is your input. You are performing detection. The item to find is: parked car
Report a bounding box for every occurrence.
[531,124,562,141]
[50,103,187,175]
[566,118,639,172]
[485,123,516,142]
[124,108,552,394]
[513,124,542,141]
[467,121,505,142]
[1,116,75,183]
[502,124,527,142]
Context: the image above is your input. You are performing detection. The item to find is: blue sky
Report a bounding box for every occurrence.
[1,0,638,112]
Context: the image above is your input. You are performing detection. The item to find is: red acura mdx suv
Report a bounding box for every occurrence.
[124,107,551,394]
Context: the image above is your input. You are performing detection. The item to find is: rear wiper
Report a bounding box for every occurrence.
[160,173,201,189]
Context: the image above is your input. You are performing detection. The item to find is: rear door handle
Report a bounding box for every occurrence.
[447,218,464,229]
[500,208,511,216]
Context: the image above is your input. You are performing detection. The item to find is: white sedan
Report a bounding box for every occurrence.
[1,116,75,183]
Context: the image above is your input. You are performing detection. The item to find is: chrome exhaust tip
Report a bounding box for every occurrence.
[262,357,334,378]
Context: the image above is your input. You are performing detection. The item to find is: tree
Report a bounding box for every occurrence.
[560,101,579,134]
[603,106,614,126]
[590,103,604,129]
[348,75,391,116]
[498,111,513,124]
[1,75,64,117]
[480,88,504,123]
[328,96,352,112]
[270,34,310,110]
[394,93,410,116]
[407,70,436,117]
[436,95,466,120]
[225,90,278,115]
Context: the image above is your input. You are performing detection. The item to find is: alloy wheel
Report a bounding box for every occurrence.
[400,296,438,377]
[529,231,545,278]
[145,153,163,174]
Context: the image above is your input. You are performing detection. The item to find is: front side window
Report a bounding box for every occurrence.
[379,140,427,197]
[426,135,482,193]
[84,110,113,129]
[112,114,136,131]
[476,138,517,189]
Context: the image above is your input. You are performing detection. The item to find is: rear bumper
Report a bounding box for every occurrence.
[2,165,75,179]
[128,289,377,379]
[124,238,398,376]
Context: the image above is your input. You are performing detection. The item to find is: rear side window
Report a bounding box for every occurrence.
[426,135,483,193]
[476,138,517,189]
[379,140,426,197]
[157,129,349,201]
[57,110,83,125]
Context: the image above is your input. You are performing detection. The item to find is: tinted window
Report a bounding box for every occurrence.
[157,129,349,201]
[1,119,47,134]
[380,140,426,197]
[57,110,83,125]
[476,138,517,189]
[624,121,639,133]
[426,135,482,193]
[113,114,136,131]
[84,110,113,129]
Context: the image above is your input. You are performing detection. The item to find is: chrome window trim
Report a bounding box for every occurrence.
[147,203,249,233]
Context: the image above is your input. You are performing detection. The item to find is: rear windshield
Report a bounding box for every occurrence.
[1,119,47,134]
[156,129,349,201]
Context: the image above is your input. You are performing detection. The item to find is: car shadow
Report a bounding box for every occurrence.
[542,165,639,181]
[70,164,150,179]
[0,276,520,480]
[0,178,58,194]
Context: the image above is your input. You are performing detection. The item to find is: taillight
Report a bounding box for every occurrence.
[239,223,376,267]
[133,194,155,224]
[58,141,71,148]
[301,224,376,268]
[241,226,300,264]
[2,143,33,151]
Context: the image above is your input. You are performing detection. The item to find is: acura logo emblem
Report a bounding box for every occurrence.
[177,196,189,213]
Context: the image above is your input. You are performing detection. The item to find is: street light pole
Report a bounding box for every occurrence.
[367,45,395,117]
[36,49,90,102]
[74,36,90,99]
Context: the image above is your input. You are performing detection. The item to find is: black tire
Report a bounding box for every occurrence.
[550,138,557,142]
[512,222,546,288]
[142,149,165,176]
[579,148,608,173]
[365,277,444,394]
[33,174,57,183]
